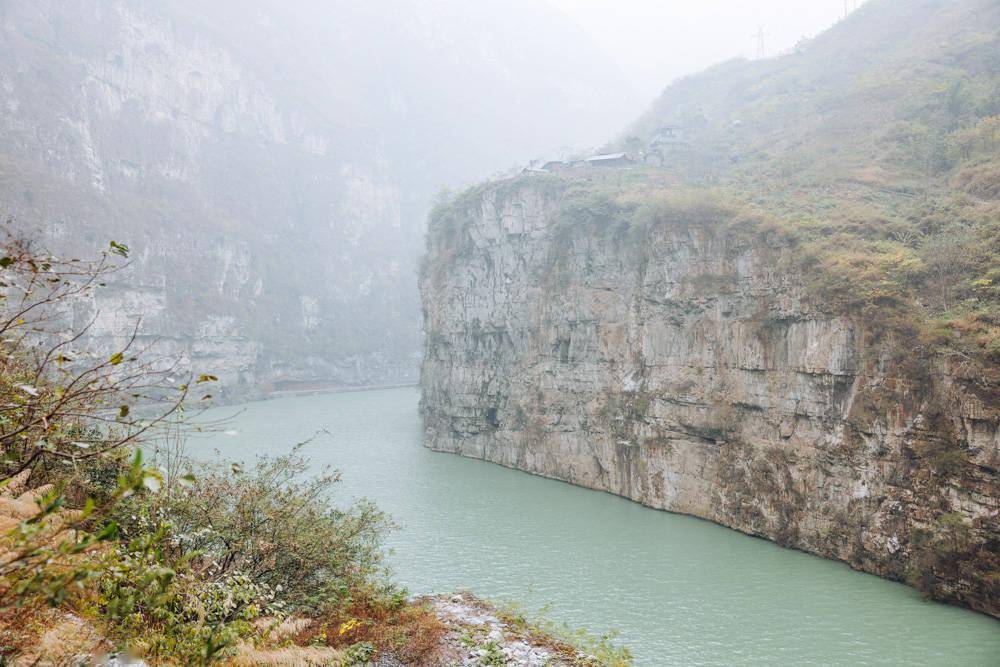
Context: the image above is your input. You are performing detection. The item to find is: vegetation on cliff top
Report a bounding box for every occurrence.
[426,0,1000,376]
[619,0,1000,368]
[625,0,1000,191]
[429,165,997,373]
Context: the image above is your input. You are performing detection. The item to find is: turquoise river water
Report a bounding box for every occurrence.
[193,387,999,666]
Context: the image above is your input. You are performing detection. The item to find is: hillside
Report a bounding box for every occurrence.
[624,0,999,192]
[0,0,637,397]
[420,0,1000,615]
[586,0,1000,368]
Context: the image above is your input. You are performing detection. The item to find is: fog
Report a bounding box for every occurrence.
[3,0,1000,662]
[0,0,899,398]
[552,0,856,100]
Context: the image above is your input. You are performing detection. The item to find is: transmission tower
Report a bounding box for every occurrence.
[752,26,766,59]
[843,0,860,19]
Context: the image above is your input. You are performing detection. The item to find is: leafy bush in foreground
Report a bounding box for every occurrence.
[136,446,391,612]
[0,233,395,664]
[0,231,632,665]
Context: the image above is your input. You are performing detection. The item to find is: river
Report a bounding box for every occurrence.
[192,387,999,666]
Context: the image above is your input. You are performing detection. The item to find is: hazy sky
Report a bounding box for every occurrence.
[550,0,859,102]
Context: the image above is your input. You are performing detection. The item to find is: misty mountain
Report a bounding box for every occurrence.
[0,0,637,395]
[622,0,999,191]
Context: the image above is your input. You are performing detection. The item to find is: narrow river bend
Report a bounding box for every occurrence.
[194,387,1000,666]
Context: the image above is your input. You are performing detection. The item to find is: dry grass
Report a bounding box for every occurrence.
[299,594,448,665]
[0,602,50,659]
[0,479,87,561]
[35,614,107,662]
[0,471,39,524]
[0,478,110,664]
[257,616,315,640]
[227,597,449,666]
[0,607,109,665]
[0,479,446,666]
[230,643,344,666]
[953,160,1000,199]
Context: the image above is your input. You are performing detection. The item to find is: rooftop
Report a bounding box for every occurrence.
[586,152,629,162]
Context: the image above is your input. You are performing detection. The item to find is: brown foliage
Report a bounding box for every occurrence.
[299,591,447,665]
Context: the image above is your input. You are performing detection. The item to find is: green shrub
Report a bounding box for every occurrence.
[98,527,268,663]
[124,445,391,613]
[344,640,376,664]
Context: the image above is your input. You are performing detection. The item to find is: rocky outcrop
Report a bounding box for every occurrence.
[0,0,417,398]
[420,178,1000,616]
[426,594,605,666]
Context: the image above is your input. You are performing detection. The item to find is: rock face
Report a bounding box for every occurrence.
[420,179,999,616]
[0,0,635,399]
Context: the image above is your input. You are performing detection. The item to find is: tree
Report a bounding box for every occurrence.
[0,230,191,485]
[0,226,183,615]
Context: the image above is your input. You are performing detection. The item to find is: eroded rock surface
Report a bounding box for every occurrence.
[420,179,999,616]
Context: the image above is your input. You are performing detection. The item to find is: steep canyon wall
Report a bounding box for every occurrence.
[420,179,999,616]
[0,0,635,398]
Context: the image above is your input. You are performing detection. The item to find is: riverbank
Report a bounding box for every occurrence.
[264,382,418,399]
[8,592,623,666]
[426,594,628,666]
[1,470,625,666]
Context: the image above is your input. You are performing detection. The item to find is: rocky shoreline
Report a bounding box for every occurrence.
[421,594,611,666]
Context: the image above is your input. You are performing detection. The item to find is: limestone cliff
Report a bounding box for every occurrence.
[0,0,636,398]
[420,177,999,616]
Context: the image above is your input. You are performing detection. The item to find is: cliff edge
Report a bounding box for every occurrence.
[420,0,999,616]
[420,175,998,616]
